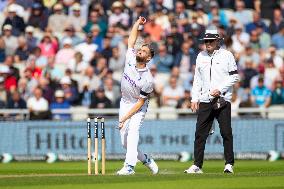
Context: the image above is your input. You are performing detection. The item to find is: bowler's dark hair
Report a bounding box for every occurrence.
[142,44,155,59]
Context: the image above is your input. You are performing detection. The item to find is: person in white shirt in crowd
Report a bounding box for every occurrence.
[27,87,50,120]
[162,75,184,107]
[184,29,239,174]
[67,51,88,75]
[75,33,97,62]
[116,17,158,175]
[231,23,250,54]
[108,1,129,27]
[2,24,18,55]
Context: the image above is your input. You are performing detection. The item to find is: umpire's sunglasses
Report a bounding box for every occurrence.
[204,39,216,43]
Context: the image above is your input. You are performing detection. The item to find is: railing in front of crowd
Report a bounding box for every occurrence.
[0,106,284,120]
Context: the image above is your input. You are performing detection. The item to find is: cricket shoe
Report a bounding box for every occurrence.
[143,154,159,174]
[184,165,203,174]
[224,164,234,173]
[116,164,135,175]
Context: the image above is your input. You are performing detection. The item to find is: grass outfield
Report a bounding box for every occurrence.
[0,160,284,189]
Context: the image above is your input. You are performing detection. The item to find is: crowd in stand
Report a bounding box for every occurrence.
[0,0,283,120]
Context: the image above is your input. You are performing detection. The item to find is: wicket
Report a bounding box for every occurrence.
[87,117,106,175]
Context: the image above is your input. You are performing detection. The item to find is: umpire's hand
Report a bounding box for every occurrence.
[191,102,199,113]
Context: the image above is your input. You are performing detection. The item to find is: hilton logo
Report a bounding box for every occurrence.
[27,126,86,154]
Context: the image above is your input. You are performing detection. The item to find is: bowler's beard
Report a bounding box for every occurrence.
[136,55,146,63]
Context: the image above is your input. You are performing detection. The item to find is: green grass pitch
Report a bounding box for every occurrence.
[0,160,284,189]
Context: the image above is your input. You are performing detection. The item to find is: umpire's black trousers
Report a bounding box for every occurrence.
[194,102,234,168]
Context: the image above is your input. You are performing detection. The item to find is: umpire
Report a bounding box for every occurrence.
[184,29,239,174]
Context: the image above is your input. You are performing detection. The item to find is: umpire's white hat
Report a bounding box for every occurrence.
[202,29,220,40]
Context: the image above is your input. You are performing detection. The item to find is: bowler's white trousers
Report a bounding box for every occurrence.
[119,99,148,166]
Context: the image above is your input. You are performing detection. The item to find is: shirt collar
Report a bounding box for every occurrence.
[135,65,148,72]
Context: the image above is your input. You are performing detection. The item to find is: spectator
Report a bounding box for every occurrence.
[17,77,29,100]
[32,47,48,69]
[174,41,197,81]
[47,3,68,33]
[14,36,29,62]
[208,1,228,27]
[55,38,75,65]
[108,1,129,27]
[66,3,86,33]
[3,55,20,81]
[268,9,283,35]
[241,58,258,89]
[67,52,88,74]
[42,56,64,81]
[175,1,189,32]
[26,56,42,79]
[94,57,108,80]
[271,79,284,105]
[59,76,79,105]
[234,0,253,26]
[91,24,104,52]
[255,23,271,50]
[61,25,82,47]
[165,34,180,57]
[27,87,50,120]
[250,77,271,107]
[101,37,113,62]
[80,80,92,107]
[231,23,250,53]
[2,4,25,36]
[83,9,107,37]
[24,26,38,53]
[150,0,169,14]
[246,11,268,34]
[176,89,191,109]
[108,46,124,80]
[38,77,54,104]
[103,77,120,107]
[7,90,26,109]
[130,2,148,25]
[50,90,71,120]
[27,2,48,31]
[267,45,283,69]
[144,15,164,42]
[162,76,184,107]
[38,33,58,58]
[154,8,171,32]
[2,24,18,56]
[238,44,260,69]
[152,44,174,73]
[271,22,284,49]
[248,29,261,51]
[90,87,112,109]
[264,58,279,84]
[0,64,16,93]
[75,33,97,62]
[194,4,209,26]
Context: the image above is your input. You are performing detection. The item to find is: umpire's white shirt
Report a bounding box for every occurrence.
[191,48,239,103]
[121,48,154,106]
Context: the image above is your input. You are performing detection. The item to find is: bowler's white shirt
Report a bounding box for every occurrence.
[121,48,154,104]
